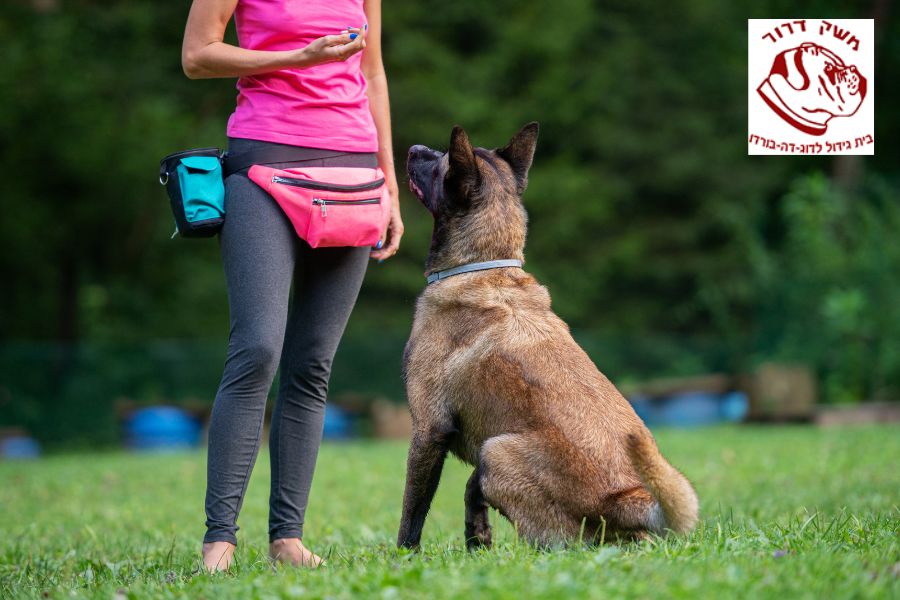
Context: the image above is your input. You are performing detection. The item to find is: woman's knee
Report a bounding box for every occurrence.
[245,340,282,372]
[279,355,333,401]
[213,339,282,409]
[226,339,282,385]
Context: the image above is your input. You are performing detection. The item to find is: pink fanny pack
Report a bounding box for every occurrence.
[248,165,390,248]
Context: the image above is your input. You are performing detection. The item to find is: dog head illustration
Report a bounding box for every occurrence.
[406,123,539,273]
[757,42,867,136]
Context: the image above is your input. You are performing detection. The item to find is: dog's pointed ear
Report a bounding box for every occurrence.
[446,125,480,197]
[497,122,539,193]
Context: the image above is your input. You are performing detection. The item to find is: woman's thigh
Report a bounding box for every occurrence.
[282,244,370,368]
[219,172,297,350]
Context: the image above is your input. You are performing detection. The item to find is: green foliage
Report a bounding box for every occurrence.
[752,173,900,403]
[1,427,898,598]
[0,1,898,444]
[0,2,231,342]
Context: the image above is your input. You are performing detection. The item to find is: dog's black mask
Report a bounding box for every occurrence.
[406,123,539,271]
[405,128,472,217]
[406,123,538,216]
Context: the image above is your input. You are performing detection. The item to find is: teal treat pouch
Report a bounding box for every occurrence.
[159,148,225,238]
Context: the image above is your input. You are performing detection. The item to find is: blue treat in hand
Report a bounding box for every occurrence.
[349,33,358,41]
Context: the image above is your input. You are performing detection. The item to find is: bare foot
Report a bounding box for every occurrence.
[201,541,236,573]
[269,538,323,568]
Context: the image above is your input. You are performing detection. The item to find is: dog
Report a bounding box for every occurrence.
[398,123,699,549]
[757,42,867,136]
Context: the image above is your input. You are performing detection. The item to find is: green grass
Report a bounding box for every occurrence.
[1,426,898,599]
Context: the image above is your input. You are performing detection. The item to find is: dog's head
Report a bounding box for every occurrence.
[759,43,867,135]
[407,122,539,274]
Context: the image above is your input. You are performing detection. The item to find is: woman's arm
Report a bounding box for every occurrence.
[182,0,366,79]
[363,0,403,261]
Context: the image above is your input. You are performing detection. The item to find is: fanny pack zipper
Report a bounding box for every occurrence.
[312,197,380,216]
[272,175,385,192]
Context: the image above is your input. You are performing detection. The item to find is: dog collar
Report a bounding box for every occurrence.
[425,259,523,285]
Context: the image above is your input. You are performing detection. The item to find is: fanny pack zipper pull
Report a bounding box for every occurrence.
[313,198,327,217]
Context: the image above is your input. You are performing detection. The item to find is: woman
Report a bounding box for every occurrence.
[181,0,402,572]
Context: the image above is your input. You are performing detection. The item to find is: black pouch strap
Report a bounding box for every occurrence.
[223,146,350,177]
[159,147,223,185]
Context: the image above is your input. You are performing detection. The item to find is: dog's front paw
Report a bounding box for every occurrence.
[465,524,493,551]
[397,536,421,551]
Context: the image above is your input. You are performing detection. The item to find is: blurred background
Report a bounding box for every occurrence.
[1,0,898,454]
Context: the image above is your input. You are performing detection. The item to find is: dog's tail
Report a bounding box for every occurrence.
[626,431,699,534]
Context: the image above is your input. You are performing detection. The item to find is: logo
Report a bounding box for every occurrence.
[748,19,874,155]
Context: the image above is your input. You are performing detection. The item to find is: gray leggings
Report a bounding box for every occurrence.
[204,137,375,545]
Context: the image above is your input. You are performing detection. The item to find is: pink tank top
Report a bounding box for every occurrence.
[226,0,378,152]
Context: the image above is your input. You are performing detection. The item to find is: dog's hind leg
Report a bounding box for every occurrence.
[478,434,582,546]
[464,465,492,550]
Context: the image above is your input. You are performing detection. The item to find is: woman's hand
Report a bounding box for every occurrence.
[295,26,367,69]
[371,189,403,261]
[183,0,367,79]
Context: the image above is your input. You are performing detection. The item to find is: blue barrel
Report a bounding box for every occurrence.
[719,391,749,422]
[125,406,202,451]
[658,392,721,426]
[322,404,353,439]
[631,390,750,427]
[0,436,41,459]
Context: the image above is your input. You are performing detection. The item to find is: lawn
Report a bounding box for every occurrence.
[1,426,897,599]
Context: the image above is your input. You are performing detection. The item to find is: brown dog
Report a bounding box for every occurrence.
[398,123,699,549]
